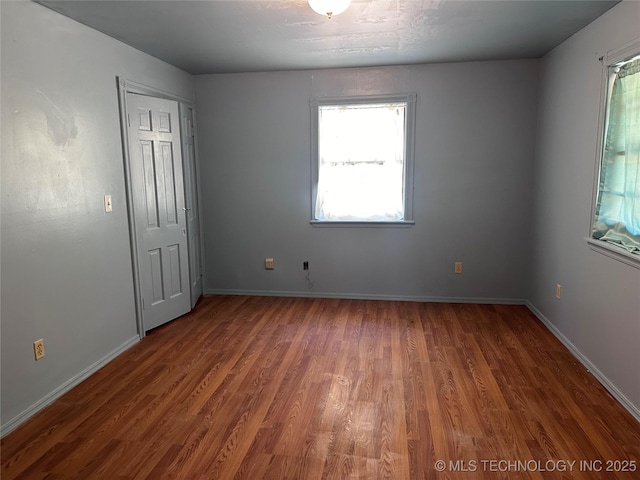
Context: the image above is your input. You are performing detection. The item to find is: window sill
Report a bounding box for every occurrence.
[311,220,415,228]
[585,238,640,269]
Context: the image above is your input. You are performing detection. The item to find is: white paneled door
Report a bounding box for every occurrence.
[180,104,203,308]
[127,93,190,331]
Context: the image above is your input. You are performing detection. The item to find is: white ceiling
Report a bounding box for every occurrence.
[37,0,620,75]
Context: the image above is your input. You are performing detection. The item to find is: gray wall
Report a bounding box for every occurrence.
[2,0,637,434]
[195,61,539,301]
[529,1,640,415]
[0,1,194,430]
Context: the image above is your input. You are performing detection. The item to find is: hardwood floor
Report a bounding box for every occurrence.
[2,295,640,479]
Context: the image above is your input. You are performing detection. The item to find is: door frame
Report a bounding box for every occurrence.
[116,77,206,338]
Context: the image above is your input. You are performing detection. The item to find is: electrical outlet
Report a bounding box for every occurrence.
[34,339,45,360]
[303,261,309,270]
[556,284,562,299]
[265,258,274,270]
[454,262,463,274]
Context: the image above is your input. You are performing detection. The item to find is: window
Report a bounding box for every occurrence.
[591,46,640,259]
[310,94,416,224]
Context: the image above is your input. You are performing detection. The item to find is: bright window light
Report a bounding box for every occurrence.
[592,52,640,256]
[311,94,416,223]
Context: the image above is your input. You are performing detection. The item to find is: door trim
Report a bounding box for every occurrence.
[116,77,202,338]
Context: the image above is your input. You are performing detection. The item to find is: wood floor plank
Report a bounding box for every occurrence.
[2,296,640,479]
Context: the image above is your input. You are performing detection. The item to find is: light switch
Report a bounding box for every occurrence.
[104,194,113,213]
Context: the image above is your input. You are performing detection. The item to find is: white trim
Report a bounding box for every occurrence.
[586,237,640,268]
[604,37,640,66]
[0,336,140,437]
[526,301,640,424]
[310,220,415,228]
[311,93,417,107]
[117,77,145,338]
[119,78,195,106]
[205,288,525,305]
[587,51,610,239]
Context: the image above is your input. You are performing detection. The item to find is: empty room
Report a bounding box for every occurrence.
[1,0,639,478]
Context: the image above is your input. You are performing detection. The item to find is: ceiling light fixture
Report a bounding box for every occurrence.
[308,0,351,19]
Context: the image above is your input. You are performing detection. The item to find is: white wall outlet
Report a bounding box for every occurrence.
[265,258,274,270]
[556,284,562,299]
[454,262,463,274]
[104,194,113,213]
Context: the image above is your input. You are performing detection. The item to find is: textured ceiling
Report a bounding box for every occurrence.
[37,0,620,74]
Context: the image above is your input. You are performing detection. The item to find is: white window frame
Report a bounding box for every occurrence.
[587,38,640,269]
[310,93,417,227]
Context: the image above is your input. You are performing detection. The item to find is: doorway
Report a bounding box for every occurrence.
[118,78,203,334]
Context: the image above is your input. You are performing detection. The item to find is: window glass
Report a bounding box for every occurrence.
[592,54,640,255]
[311,94,416,224]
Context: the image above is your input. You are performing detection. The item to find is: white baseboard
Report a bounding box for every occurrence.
[205,288,526,305]
[526,301,640,423]
[0,335,140,437]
